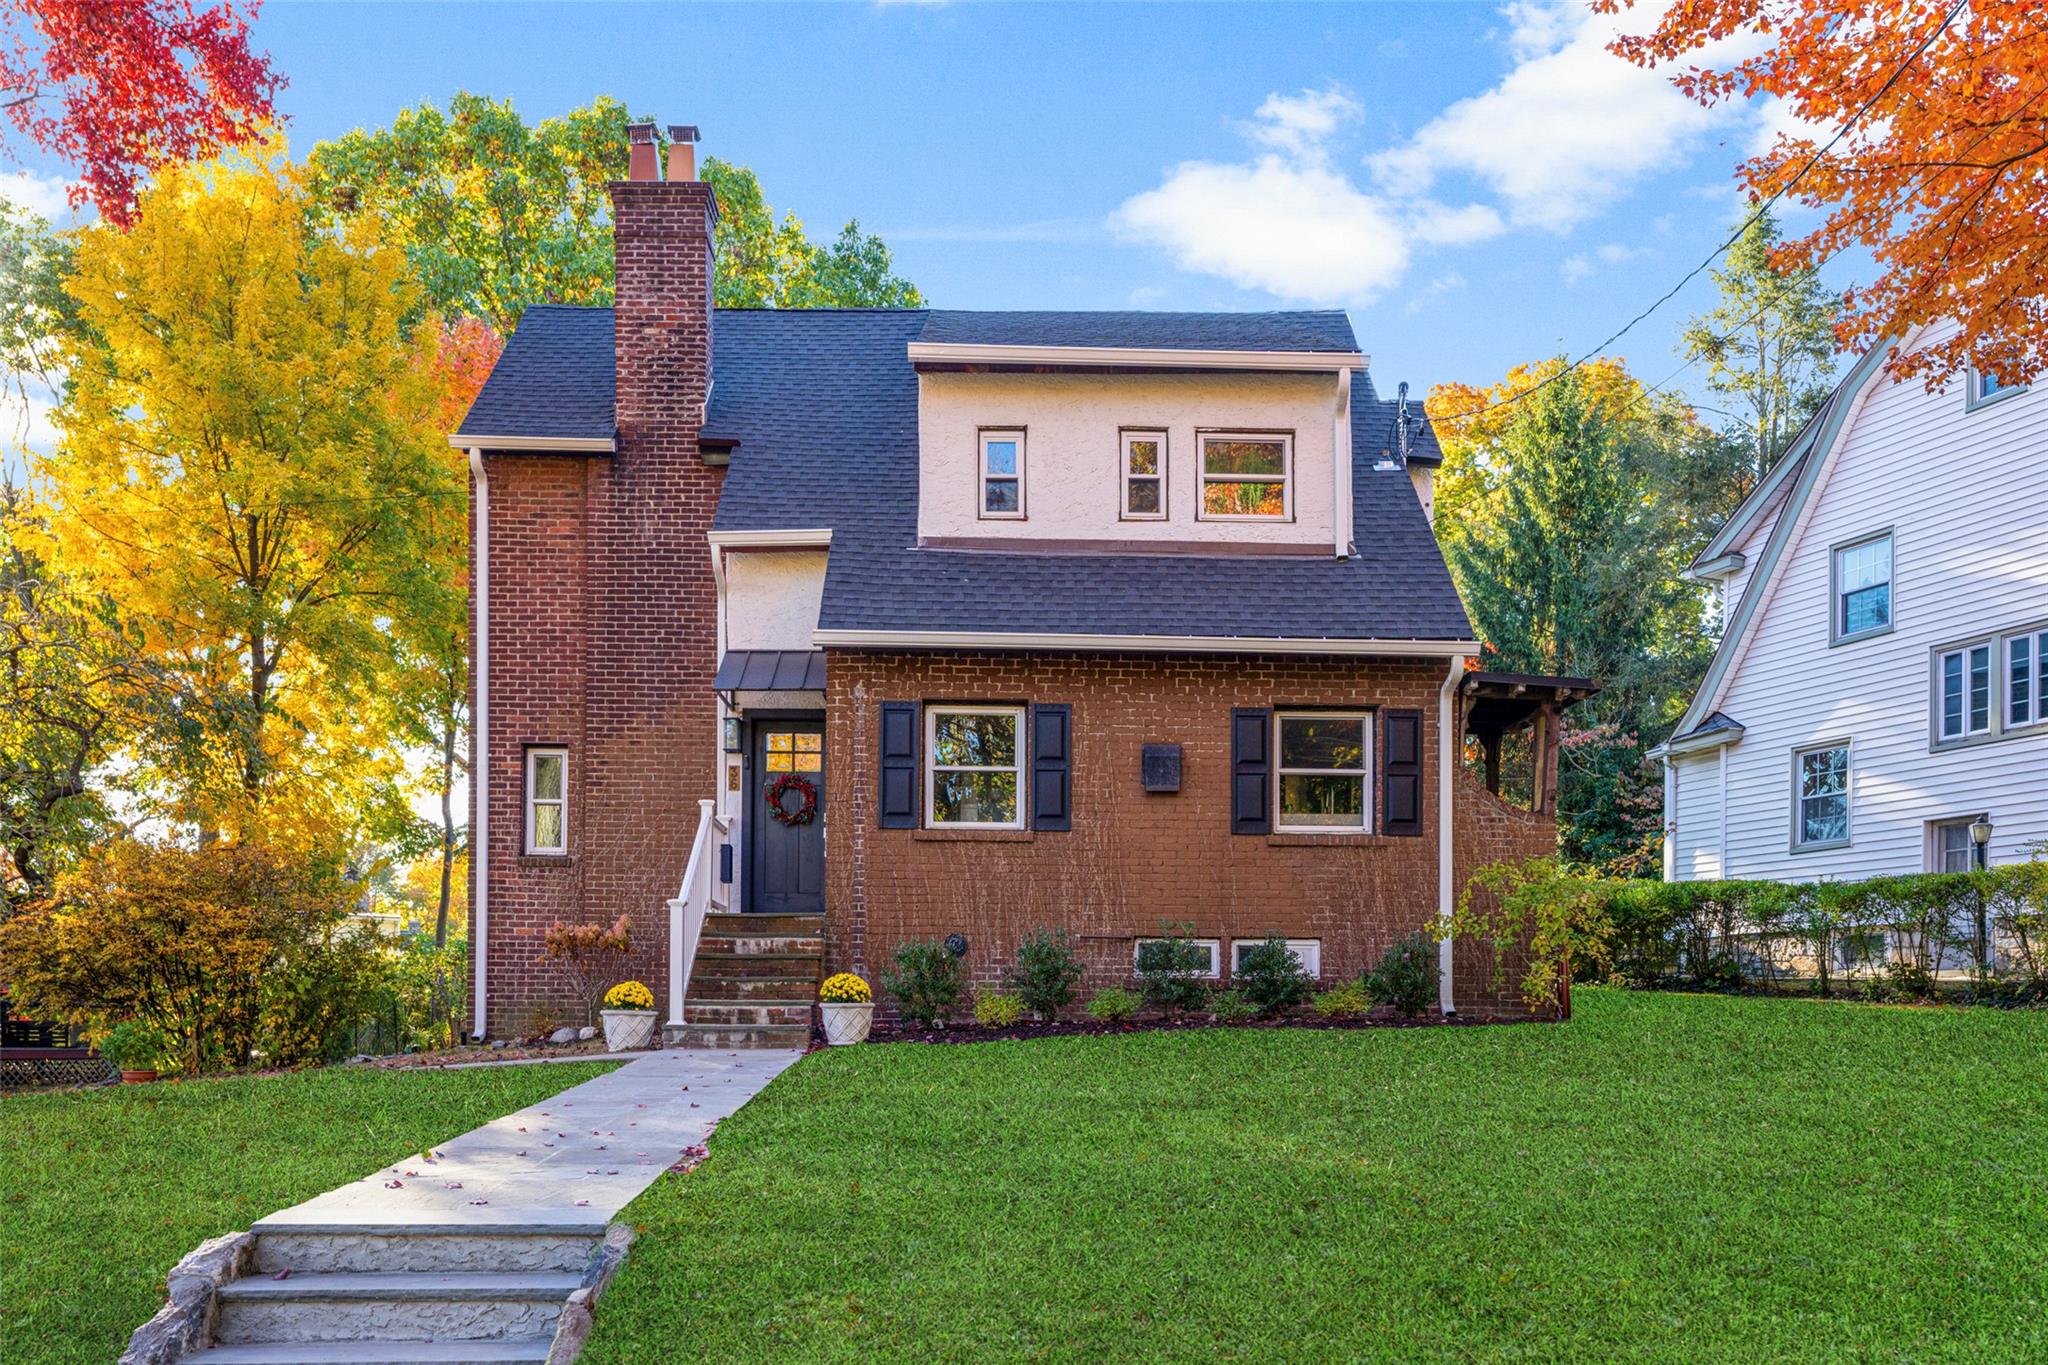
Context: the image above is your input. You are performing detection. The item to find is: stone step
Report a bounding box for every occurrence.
[691,952,824,981]
[215,1271,578,1345]
[253,1227,602,1275]
[703,911,824,936]
[185,1340,556,1364]
[685,1001,811,1028]
[663,1022,811,1050]
[686,974,821,1002]
[695,934,825,957]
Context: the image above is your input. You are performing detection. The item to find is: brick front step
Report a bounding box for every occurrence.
[685,1002,811,1028]
[702,912,824,936]
[687,975,822,1002]
[691,952,823,980]
[695,935,825,957]
[664,1022,811,1050]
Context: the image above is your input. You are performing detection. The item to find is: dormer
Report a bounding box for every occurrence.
[909,311,1367,558]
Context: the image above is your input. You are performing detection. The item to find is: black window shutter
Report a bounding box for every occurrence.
[1231,707,1271,835]
[1382,708,1423,836]
[878,702,920,829]
[1031,704,1071,832]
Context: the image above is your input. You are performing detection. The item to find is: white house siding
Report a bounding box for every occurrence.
[1676,348,2048,881]
[1670,748,1728,880]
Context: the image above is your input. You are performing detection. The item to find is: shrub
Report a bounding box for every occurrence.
[1009,927,1085,1019]
[1234,936,1312,1016]
[1366,932,1439,1018]
[1134,922,1211,1014]
[1312,980,1371,1019]
[603,980,654,1011]
[819,972,872,1004]
[973,990,1025,1027]
[0,837,382,1073]
[1452,858,1615,1013]
[1086,986,1143,1023]
[541,914,632,1024]
[882,940,965,1027]
[1208,989,1256,1024]
[95,1019,168,1071]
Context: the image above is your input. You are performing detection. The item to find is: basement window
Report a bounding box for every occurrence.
[1231,938,1322,979]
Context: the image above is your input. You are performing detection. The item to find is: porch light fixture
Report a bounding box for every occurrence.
[723,717,741,754]
[944,933,968,959]
[1969,818,1993,869]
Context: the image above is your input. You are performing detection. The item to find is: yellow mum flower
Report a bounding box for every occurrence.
[819,972,872,1004]
[604,980,655,1010]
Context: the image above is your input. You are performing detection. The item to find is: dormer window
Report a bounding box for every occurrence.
[979,429,1025,519]
[1199,432,1291,520]
[1121,429,1166,519]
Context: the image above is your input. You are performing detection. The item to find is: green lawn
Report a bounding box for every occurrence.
[588,992,2047,1363]
[0,1060,619,1365]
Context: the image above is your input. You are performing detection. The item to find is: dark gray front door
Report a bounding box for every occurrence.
[749,720,825,914]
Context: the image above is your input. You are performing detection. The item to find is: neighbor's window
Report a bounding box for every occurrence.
[1937,642,1993,741]
[1793,743,1850,848]
[1230,938,1322,978]
[526,747,568,854]
[1969,369,2026,407]
[1199,433,1290,519]
[2010,629,2046,729]
[980,429,1024,518]
[1275,712,1369,830]
[1122,430,1166,519]
[1932,819,1978,875]
[1832,532,1892,642]
[926,706,1025,828]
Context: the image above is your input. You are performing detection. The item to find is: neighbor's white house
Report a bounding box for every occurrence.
[1658,325,2047,884]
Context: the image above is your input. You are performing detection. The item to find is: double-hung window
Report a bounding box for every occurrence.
[1274,712,1369,831]
[2010,629,2047,729]
[1792,743,1850,849]
[525,747,568,854]
[1199,432,1290,520]
[1121,430,1166,519]
[1831,532,1892,643]
[926,706,1025,828]
[979,430,1024,518]
[1937,642,1993,741]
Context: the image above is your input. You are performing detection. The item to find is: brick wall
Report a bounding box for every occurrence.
[1451,771,1562,1019]
[469,177,721,1037]
[825,650,1453,994]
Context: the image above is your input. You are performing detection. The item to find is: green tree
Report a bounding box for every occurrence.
[1680,208,1839,489]
[307,93,921,335]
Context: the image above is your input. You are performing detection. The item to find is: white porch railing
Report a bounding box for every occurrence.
[667,800,733,1027]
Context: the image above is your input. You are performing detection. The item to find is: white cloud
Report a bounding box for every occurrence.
[1560,254,1595,286]
[0,169,73,221]
[1245,86,1363,157]
[1403,271,1468,317]
[1370,0,1751,232]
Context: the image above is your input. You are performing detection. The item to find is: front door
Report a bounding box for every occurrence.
[749,720,825,914]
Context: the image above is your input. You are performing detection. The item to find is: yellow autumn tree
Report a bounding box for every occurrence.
[36,152,462,845]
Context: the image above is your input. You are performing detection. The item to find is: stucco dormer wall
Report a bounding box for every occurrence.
[915,370,1343,550]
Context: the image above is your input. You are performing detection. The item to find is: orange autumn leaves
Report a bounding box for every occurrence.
[1599,0,2047,388]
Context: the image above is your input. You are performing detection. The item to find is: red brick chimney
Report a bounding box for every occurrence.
[612,121,715,428]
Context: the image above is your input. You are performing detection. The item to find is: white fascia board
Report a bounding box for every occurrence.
[907,341,1367,373]
[811,628,1475,657]
[447,433,615,453]
[706,528,834,548]
[1657,725,1746,759]
[1687,551,1746,583]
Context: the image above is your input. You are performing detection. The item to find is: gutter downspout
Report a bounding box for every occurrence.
[1662,756,1677,882]
[1437,652,1468,1015]
[467,448,490,1041]
[1333,368,1354,559]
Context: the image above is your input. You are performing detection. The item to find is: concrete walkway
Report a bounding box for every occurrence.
[260,1048,805,1232]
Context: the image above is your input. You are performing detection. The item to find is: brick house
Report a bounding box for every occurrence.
[453,124,1589,1044]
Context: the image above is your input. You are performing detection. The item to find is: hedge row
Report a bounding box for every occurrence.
[1595,863,2048,1000]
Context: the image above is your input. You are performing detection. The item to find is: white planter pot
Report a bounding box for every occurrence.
[819,1001,874,1046]
[600,1009,657,1052]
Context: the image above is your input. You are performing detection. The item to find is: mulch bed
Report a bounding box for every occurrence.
[833,1010,1522,1047]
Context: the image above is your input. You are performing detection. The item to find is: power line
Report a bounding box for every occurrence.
[1430,0,1971,427]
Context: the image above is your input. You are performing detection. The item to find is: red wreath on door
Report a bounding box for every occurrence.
[764,772,818,826]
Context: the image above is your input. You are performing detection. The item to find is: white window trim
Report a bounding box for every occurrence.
[525,747,568,855]
[1196,430,1293,522]
[1828,529,1893,646]
[978,428,1026,521]
[1120,428,1168,521]
[1927,622,2048,750]
[1133,937,1221,979]
[924,704,1027,829]
[1231,938,1322,979]
[1790,740,1852,852]
[1935,641,1994,741]
[1926,815,1988,875]
[2009,629,2047,731]
[1965,368,2028,411]
[1273,710,1371,833]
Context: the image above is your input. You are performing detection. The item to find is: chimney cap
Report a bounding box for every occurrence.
[667,124,700,144]
[625,121,658,144]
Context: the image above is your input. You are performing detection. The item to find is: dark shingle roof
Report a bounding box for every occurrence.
[914,310,1359,354]
[456,306,615,443]
[710,312,1471,644]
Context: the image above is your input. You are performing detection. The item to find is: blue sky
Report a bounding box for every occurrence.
[5,0,1863,458]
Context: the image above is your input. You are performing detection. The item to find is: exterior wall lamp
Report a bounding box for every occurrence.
[723,716,741,754]
[1968,817,1994,870]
